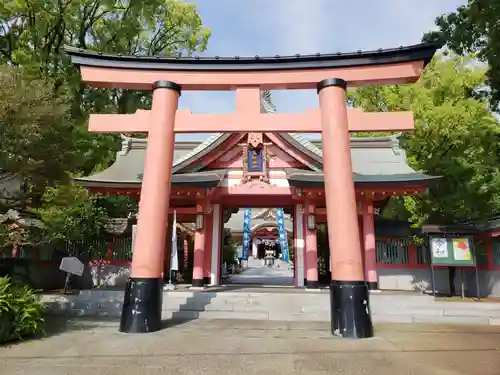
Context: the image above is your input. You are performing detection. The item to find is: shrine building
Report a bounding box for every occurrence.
[66,41,443,338]
[75,93,438,290]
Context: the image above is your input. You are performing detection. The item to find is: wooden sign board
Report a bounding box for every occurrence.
[59,257,84,276]
[429,236,476,267]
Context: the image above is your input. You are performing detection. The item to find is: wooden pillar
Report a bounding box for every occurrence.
[212,204,223,285]
[192,203,206,288]
[484,236,495,269]
[407,244,418,268]
[304,203,319,289]
[293,204,305,287]
[362,200,378,290]
[163,214,173,281]
[318,78,373,339]
[203,206,214,285]
[120,81,180,334]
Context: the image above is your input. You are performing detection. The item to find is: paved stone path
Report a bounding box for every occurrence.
[1,318,499,374]
[229,257,294,285]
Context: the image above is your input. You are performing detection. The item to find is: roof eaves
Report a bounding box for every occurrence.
[172,133,229,173]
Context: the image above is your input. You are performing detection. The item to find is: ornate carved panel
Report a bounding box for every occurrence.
[248,132,263,148]
[239,133,271,185]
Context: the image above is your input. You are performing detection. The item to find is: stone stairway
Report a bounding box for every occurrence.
[40,289,500,325]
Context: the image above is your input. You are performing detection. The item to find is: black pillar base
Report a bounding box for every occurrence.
[203,277,211,285]
[306,280,319,289]
[330,280,373,339]
[367,281,379,291]
[192,278,204,288]
[119,277,163,334]
[304,278,307,287]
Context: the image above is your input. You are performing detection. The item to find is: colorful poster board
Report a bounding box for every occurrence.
[429,235,475,266]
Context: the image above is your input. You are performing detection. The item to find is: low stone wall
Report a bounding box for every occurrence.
[378,268,500,298]
[2,260,66,290]
[40,290,500,326]
[86,263,131,289]
[1,260,131,290]
[10,260,500,298]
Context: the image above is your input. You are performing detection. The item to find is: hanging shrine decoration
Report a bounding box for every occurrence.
[241,132,269,184]
[183,238,189,269]
[242,208,252,260]
[275,208,289,262]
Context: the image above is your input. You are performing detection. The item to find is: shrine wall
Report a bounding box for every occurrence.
[8,250,500,296]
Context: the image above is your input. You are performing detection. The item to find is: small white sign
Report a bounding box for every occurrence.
[59,257,84,276]
[431,237,448,258]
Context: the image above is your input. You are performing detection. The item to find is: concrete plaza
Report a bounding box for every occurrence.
[1,317,499,375]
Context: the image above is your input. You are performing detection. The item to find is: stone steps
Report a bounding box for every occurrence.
[40,290,500,325]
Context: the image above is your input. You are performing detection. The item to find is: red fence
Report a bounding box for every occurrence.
[7,236,134,265]
[375,237,500,270]
[4,235,500,270]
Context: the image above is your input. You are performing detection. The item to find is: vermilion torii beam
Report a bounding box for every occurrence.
[65,43,438,90]
[88,108,414,133]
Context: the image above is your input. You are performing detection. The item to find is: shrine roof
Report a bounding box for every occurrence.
[75,141,226,189]
[75,93,440,189]
[74,132,438,189]
[284,132,440,187]
[285,169,440,187]
[286,134,440,186]
[64,42,439,72]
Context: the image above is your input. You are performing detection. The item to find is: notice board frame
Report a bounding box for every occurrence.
[423,225,481,301]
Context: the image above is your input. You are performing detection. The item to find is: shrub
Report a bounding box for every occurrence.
[0,276,44,343]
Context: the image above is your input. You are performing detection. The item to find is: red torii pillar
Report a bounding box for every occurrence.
[318,78,373,339]
[119,81,180,334]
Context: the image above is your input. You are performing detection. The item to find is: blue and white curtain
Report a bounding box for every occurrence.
[242,208,252,260]
[276,208,289,262]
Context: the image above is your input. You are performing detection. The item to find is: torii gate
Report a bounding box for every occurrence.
[65,42,440,339]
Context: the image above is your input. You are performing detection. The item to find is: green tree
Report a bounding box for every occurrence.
[222,229,237,265]
[36,183,108,243]
[0,0,211,174]
[0,65,76,208]
[349,55,500,226]
[423,0,500,110]
[0,1,211,248]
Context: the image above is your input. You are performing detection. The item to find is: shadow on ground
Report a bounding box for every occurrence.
[44,315,114,336]
[1,315,115,348]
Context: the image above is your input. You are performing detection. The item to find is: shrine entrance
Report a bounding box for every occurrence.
[223,206,294,287]
[65,42,440,339]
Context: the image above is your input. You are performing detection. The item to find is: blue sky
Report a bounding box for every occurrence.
[176,0,466,140]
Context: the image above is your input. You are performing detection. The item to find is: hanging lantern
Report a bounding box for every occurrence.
[196,214,204,230]
[307,214,316,230]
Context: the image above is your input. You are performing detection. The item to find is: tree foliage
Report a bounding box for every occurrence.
[0,0,211,174]
[0,65,76,207]
[423,0,500,110]
[222,229,237,265]
[349,55,500,226]
[36,183,108,243]
[0,1,211,248]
